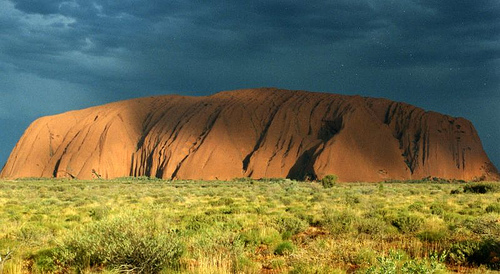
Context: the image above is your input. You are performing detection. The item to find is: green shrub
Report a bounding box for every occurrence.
[221,205,242,214]
[366,250,404,274]
[464,216,500,236]
[15,225,50,244]
[274,215,308,236]
[240,227,281,247]
[210,197,235,206]
[448,238,500,269]
[65,214,81,222]
[268,258,286,270]
[233,254,259,273]
[448,240,481,266]
[367,250,447,274]
[450,188,463,194]
[485,204,500,213]
[321,175,337,188]
[31,248,67,273]
[322,209,358,234]
[355,218,388,237]
[280,197,292,206]
[400,253,448,273]
[463,183,500,194]
[239,228,261,247]
[408,202,424,211]
[353,248,378,267]
[310,192,324,202]
[430,203,445,216]
[344,194,361,205]
[255,206,267,214]
[391,214,423,233]
[184,214,212,231]
[38,214,184,273]
[88,205,110,221]
[468,200,483,209]
[417,230,447,242]
[274,241,295,255]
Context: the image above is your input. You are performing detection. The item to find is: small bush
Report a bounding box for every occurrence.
[32,248,67,273]
[468,200,483,209]
[274,241,295,255]
[356,218,389,237]
[233,254,259,273]
[268,258,286,270]
[417,230,447,242]
[448,238,500,269]
[354,248,378,267]
[184,214,212,231]
[391,214,423,233]
[240,227,281,247]
[401,253,448,273]
[88,206,110,221]
[367,250,447,274]
[37,214,184,273]
[322,209,358,234]
[345,194,361,205]
[239,228,261,247]
[408,202,424,211]
[463,183,499,194]
[464,216,500,236]
[450,188,463,194]
[485,204,500,213]
[430,203,446,216]
[448,240,481,266]
[274,215,308,236]
[210,197,235,206]
[321,175,337,188]
[15,225,49,244]
[65,214,81,222]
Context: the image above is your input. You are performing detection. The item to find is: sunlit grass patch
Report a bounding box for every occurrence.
[0,179,499,273]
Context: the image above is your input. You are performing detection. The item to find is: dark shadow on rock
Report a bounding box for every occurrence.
[287,144,321,181]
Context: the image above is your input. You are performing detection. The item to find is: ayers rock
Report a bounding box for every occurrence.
[1,88,498,182]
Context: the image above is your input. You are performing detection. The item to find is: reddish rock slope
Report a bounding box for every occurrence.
[1,88,498,182]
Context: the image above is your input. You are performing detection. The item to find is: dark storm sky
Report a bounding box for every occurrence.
[1,0,499,170]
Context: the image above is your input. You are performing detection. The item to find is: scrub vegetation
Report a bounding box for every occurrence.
[0,178,499,273]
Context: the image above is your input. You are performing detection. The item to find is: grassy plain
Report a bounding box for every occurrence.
[0,178,499,273]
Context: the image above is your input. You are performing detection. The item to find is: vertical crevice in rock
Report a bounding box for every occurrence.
[318,116,343,142]
[287,144,321,180]
[242,97,292,172]
[52,158,61,178]
[171,107,222,179]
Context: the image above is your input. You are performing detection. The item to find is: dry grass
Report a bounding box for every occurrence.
[0,178,499,273]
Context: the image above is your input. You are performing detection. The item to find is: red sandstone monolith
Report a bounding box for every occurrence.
[1,88,498,182]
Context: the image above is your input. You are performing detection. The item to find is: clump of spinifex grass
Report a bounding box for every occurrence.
[0,179,499,273]
[32,213,184,273]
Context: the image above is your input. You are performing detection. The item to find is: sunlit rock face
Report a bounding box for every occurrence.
[1,88,498,182]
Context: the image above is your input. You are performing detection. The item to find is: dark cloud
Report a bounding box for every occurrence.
[10,0,61,15]
[1,0,499,169]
